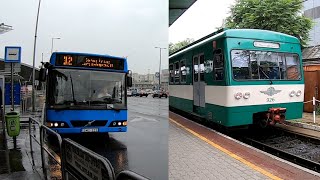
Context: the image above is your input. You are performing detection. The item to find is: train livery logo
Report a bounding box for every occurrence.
[260,87,281,96]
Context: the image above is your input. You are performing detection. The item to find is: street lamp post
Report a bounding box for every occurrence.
[32,0,42,112]
[51,37,61,54]
[155,47,166,90]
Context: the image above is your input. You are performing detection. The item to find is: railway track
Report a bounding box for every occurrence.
[235,127,320,173]
[170,108,320,173]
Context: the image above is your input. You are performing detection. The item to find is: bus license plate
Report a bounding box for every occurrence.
[81,128,98,133]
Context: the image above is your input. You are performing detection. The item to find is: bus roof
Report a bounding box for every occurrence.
[169,29,300,58]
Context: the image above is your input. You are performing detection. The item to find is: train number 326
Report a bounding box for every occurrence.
[267,98,275,102]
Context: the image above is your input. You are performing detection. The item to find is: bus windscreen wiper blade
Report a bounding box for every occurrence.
[69,73,77,104]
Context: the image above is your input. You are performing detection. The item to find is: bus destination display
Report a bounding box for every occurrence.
[55,54,124,70]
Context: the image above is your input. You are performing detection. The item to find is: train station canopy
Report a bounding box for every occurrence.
[0,23,13,34]
[169,0,197,26]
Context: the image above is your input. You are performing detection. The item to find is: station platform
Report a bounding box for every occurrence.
[284,113,320,132]
[169,112,320,180]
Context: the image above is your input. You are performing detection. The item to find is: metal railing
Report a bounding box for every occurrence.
[304,96,320,124]
[29,117,65,179]
[28,116,149,180]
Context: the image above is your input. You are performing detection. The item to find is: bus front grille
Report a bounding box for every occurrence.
[70,120,108,127]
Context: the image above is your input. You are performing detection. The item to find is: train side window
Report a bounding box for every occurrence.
[214,49,224,80]
[193,56,199,82]
[174,62,180,83]
[169,64,174,84]
[199,54,205,81]
[180,60,187,83]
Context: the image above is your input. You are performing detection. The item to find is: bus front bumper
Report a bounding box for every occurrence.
[50,126,127,134]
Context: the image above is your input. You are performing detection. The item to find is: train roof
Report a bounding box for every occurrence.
[169,29,300,58]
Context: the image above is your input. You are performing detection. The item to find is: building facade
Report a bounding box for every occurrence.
[304,0,320,46]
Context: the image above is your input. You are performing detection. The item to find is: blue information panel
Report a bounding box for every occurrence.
[5,83,20,105]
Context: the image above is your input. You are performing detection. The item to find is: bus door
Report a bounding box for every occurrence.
[193,54,205,111]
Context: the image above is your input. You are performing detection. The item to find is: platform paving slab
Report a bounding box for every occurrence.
[169,121,269,180]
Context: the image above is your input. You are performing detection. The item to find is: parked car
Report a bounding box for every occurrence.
[131,89,139,97]
[139,90,148,97]
[127,90,132,97]
[152,90,167,98]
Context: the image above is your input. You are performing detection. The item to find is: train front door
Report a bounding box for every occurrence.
[193,54,205,112]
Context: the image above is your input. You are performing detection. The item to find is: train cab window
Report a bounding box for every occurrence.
[193,56,199,82]
[180,60,187,83]
[231,50,301,80]
[213,49,224,80]
[285,54,300,80]
[231,50,250,79]
[169,64,174,84]
[199,55,205,81]
[174,62,180,83]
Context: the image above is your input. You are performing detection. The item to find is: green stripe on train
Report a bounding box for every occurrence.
[170,96,303,127]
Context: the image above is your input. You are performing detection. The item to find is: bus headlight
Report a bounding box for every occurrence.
[243,92,250,99]
[234,92,242,100]
[296,90,302,97]
[289,91,295,97]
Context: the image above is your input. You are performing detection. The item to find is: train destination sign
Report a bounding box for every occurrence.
[55,54,124,70]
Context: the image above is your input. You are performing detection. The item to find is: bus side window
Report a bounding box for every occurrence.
[214,49,224,80]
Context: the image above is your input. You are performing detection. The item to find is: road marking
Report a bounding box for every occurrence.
[130,117,159,123]
[169,118,282,180]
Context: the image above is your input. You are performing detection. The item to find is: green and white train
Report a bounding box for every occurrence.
[169,29,304,127]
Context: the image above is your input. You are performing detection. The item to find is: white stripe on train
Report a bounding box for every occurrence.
[169,84,304,107]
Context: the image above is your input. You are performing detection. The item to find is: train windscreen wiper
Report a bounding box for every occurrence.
[259,66,273,85]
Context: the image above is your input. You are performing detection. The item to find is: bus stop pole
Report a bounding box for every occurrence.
[11,63,17,148]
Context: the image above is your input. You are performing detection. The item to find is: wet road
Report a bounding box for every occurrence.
[73,96,168,180]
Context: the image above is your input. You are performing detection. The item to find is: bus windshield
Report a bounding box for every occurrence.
[231,50,301,80]
[48,68,126,109]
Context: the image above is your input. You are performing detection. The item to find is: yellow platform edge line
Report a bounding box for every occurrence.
[169,118,282,180]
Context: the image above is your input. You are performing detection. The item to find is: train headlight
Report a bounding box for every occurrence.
[289,91,295,97]
[243,92,250,99]
[234,92,242,100]
[118,122,122,126]
[296,90,302,97]
[60,123,65,127]
[54,122,59,127]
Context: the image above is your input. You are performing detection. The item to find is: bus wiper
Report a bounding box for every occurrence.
[69,73,77,104]
[259,66,273,85]
[106,104,120,111]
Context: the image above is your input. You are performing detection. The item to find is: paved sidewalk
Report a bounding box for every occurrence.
[169,122,268,180]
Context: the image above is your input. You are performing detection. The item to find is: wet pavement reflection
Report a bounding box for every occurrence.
[69,96,168,180]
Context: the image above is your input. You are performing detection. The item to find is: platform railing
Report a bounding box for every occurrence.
[28,116,65,179]
[304,96,320,124]
[28,116,149,180]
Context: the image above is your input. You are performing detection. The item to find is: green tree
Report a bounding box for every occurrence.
[225,0,313,46]
[169,38,195,54]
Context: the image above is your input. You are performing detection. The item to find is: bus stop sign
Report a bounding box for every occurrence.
[4,46,21,63]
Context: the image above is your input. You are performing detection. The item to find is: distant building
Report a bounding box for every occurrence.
[303,0,320,46]
[130,70,169,91]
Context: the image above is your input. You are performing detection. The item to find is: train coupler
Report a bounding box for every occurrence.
[266,107,286,125]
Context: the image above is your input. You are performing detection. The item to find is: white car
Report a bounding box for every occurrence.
[127,90,132,97]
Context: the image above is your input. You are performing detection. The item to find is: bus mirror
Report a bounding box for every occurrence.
[127,76,132,87]
[39,68,46,82]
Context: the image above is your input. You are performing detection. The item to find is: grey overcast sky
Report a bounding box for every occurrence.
[169,0,235,43]
[0,0,168,74]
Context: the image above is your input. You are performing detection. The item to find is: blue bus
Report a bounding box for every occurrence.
[39,52,132,134]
